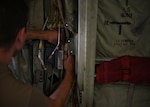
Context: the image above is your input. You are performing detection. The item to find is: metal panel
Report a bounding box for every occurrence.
[28,0,44,92]
[77,0,98,106]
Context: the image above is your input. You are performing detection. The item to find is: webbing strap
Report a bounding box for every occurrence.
[126,83,135,107]
[121,56,130,81]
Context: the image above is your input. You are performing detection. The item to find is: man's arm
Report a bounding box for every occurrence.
[26,29,58,44]
[26,29,75,107]
[47,55,75,107]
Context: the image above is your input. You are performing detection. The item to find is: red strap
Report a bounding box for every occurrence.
[103,62,108,83]
[121,56,130,81]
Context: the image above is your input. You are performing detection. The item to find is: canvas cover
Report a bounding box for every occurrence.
[94,83,150,107]
[96,0,150,57]
[95,0,150,107]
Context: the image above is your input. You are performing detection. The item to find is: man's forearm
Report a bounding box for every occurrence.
[47,71,74,107]
[26,30,57,43]
[26,30,49,40]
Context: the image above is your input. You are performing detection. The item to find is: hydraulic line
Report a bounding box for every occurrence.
[37,17,49,71]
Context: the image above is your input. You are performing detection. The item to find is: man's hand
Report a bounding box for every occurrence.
[63,55,75,78]
[46,30,58,44]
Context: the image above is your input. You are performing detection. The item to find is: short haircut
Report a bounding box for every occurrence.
[0,0,29,48]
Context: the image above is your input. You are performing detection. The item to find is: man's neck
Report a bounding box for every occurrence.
[0,47,14,65]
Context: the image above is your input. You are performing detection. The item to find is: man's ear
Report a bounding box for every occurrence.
[15,27,26,51]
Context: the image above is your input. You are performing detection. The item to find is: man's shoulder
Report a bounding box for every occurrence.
[0,65,33,106]
[0,66,49,107]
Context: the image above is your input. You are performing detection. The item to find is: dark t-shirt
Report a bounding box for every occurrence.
[0,63,49,107]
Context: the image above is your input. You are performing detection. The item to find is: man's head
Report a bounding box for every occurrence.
[0,0,29,50]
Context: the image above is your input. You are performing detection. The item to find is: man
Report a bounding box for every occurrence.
[0,0,75,107]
